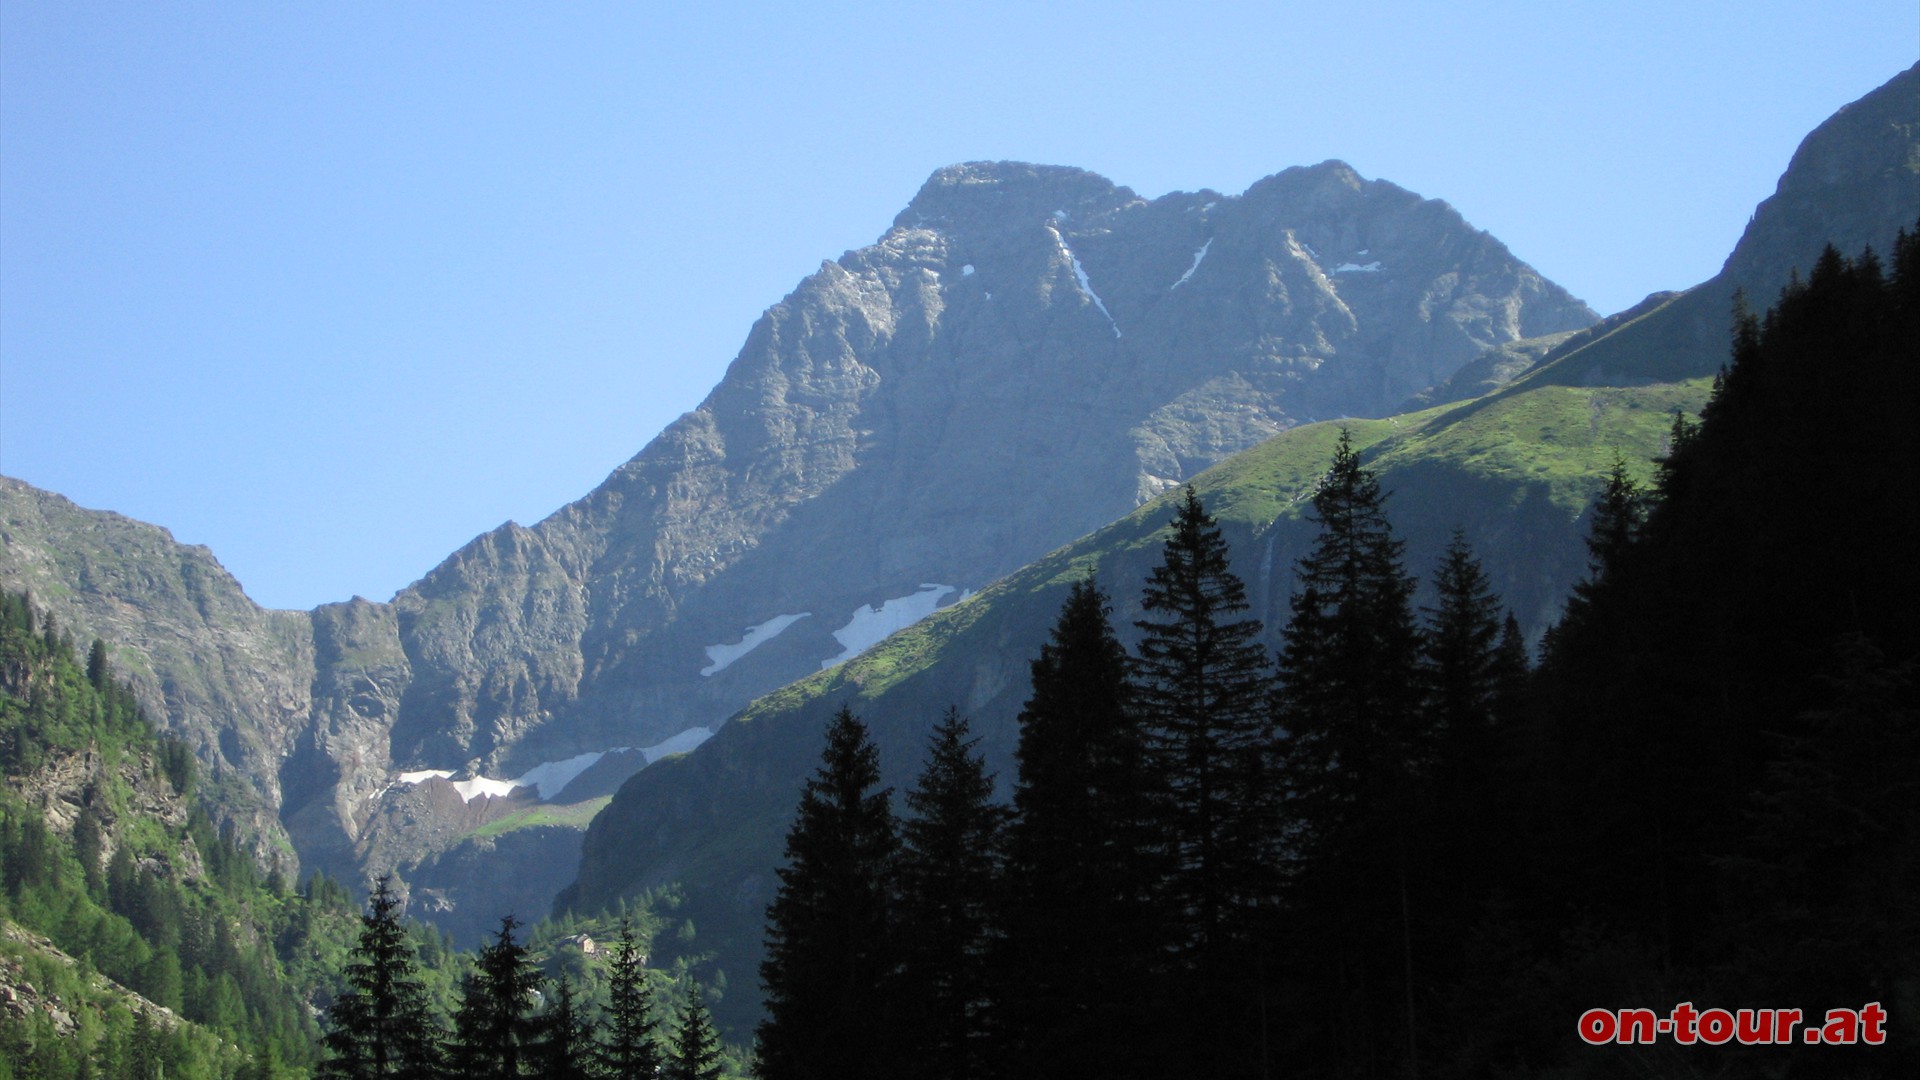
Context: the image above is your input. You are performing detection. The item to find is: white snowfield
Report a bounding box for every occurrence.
[821,583,967,669]
[388,726,716,804]
[701,613,811,676]
[1333,261,1383,274]
[1171,238,1213,289]
[639,726,713,763]
[1046,223,1122,338]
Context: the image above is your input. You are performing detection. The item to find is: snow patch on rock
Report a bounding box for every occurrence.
[640,727,712,762]
[702,613,810,676]
[961,264,975,276]
[448,775,523,802]
[1333,261,1383,274]
[822,584,959,668]
[389,727,717,805]
[509,752,610,800]
[1171,238,1213,289]
[1047,224,1122,337]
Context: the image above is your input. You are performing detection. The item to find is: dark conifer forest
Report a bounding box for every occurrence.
[753,233,1919,1078]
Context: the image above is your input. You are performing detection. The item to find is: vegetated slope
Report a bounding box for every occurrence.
[0,592,369,1077]
[563,369,1709,1033]
[0,478,313,871]
[1441,235,1920,1078]
[0,920,237,1079]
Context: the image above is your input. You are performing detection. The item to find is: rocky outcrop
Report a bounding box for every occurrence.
[1519,62,1919,390]
[291,158,1594,910]
[0,477,311,866]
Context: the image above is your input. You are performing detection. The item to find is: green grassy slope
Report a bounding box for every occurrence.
[562,372,1710,1035]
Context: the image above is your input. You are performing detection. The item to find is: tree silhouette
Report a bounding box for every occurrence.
[758,706,898,1080]
[893,708,1004,1080]
[999,578,1171,1078]
[1273,429,1426,1076]
[1132,487,1275,950]
[528,975,594,1080]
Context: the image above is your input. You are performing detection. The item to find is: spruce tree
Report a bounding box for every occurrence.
[86,638,109,689]
[596,919,662,1079]
[320,876,442,1079]
[1492,614,1530,728]
[667,986,724,1080]
[1130,487,1276,1077]
[528,976,595,1080]
[1415,533,1528,1012]
[893,707,1004,1080]
[1272,428,1426,1076]
[1131,487,1276,950]
[757,705,898,1080]
[998,578,1170,1079]
[1420,531,1508,758]
[1276,430,1426,847]
[1574,455,1644,604]
[450,915,541,1080]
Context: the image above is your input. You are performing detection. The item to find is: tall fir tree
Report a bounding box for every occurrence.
[757,705,899,1080]
[319,876,443,1080]
[1130,488,1276,1078]
[996,578,1171,1080]
[596,919,663,1079]
[1419,531,1514,774]
[1573,455,1644,606]
[667,986,724,1080]
[528,975,595,1080]
[449,915,542,1080]
[1272,428,1427,1077]
[1276,430,1428,843]
[1131,487,1276,949]
[1413,533,1529,1028]
[893,707,1005,1080]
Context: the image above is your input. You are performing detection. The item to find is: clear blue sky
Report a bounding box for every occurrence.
[3,2,1913,611]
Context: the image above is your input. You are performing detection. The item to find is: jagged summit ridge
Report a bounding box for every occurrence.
[2,156,1600,940]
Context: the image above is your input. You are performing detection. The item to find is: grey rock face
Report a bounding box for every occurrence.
[0,477,311,867]
[377,159,1592,774]
[1,159,1597,919]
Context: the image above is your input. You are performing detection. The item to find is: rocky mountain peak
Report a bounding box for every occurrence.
[2,156,1600,940]
[898,160,1135,229]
